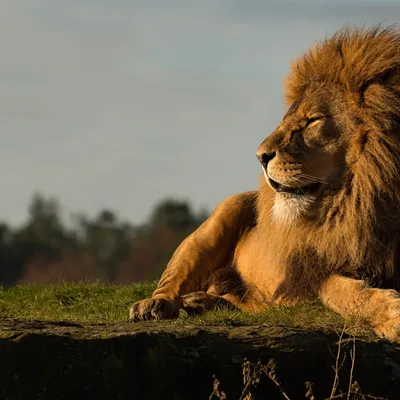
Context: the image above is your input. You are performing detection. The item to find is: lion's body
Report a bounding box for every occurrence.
[130,26,400,341]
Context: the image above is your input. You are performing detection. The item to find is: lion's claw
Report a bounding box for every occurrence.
[129,298,179,322]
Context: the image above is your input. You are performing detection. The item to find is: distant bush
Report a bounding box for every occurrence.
[0,193,209,286]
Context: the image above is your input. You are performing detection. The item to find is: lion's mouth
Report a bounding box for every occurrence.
[268,178,320,196]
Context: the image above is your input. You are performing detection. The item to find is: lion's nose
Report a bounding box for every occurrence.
[256,151,276,168]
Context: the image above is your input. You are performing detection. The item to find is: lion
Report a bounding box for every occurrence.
[130,26,400,341]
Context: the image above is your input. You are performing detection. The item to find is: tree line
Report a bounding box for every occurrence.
[0,193,209,286]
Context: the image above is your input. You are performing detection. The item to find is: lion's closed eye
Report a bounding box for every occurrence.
[305,116,325,127]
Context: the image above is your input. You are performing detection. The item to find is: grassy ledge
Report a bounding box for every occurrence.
[1,283,399,399]
[0,282,375,338]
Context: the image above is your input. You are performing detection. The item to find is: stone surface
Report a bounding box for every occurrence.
[1,317,400,399]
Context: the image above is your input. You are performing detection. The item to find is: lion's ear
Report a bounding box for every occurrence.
[359,67,400,112]
[359,66,400,98]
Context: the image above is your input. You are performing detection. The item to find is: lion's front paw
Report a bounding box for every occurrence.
[129,297,179,322]
[182,291,234,316]
[370,289,400,341]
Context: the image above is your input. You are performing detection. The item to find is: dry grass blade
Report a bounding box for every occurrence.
[329,325,347,399]
[305,381,315,400]
[209,375,227,400]
[262,360,291,400]
[346,337,356,400]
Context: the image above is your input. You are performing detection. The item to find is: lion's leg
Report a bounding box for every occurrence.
[180,291,264,315]
[319,274,400,341]
[129,192,257,321]
[181,291,237,316]
[180,267,267,315]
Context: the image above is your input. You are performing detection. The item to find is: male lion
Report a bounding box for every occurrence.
[130,26,400,341]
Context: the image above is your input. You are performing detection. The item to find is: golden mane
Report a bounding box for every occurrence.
[257,26,400,299]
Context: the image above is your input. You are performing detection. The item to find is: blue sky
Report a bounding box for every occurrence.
[1,0,400,226]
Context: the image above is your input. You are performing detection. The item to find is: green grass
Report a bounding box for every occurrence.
[179,302,375,338]
[0,282,374,337]
[0,282,157,323]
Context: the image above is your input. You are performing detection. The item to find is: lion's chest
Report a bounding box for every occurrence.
[233,229,285,300]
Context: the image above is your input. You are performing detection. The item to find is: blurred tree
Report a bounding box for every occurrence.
[76,210,135,281]
[0,193,209,286]
[0,223,16,286]
[6,194,70,285]
[0,223,12,245]
[15,193,66,249]
[129,199,209,280]
[150,199,196,231]
[150,198,208,231]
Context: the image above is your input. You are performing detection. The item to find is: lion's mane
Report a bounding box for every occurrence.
[257,26,400,299]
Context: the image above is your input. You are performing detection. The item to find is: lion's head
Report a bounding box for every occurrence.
[257,82,347,224]
[256,26,400,297]
[258,26,400,227]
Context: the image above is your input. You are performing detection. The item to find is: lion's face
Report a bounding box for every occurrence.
[257,86,348,223]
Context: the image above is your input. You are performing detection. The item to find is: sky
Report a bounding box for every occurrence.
[1,0,400,226]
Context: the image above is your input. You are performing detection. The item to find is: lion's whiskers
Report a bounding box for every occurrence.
[296,174,326,185]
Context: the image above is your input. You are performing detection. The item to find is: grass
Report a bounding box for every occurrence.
[0,281,156,324]
[0,282,375,338]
